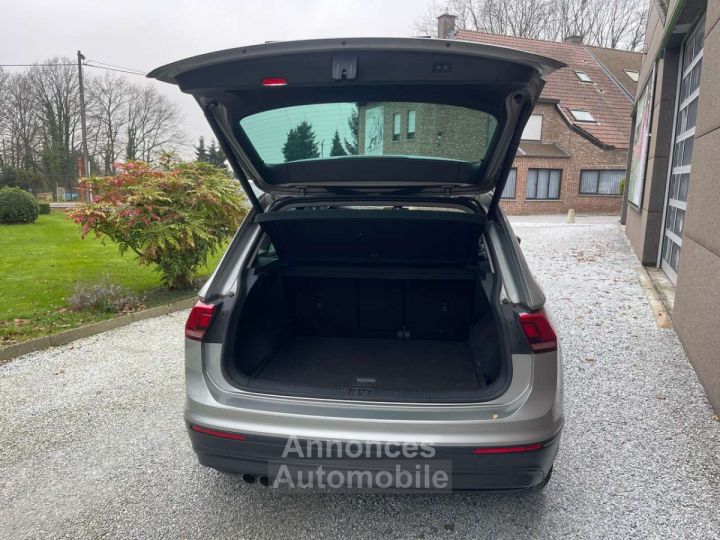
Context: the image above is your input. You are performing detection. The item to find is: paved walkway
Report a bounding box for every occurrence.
[1,218,718,539]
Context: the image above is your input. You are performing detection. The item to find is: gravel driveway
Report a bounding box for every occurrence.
[2,216,719,539]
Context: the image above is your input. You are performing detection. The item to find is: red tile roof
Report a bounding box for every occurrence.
[455,29,641,149]
[586,46,642,98]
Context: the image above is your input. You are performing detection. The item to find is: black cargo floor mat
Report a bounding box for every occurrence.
[253,336,484,392]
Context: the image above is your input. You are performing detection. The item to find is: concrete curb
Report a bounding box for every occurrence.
[0,297,197,364]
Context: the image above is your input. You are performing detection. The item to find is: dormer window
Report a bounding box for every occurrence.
[570,109,596,122]
[624,69,639,82]
[575,70,592,82]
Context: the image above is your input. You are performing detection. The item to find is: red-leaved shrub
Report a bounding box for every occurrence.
[70,161,247,289]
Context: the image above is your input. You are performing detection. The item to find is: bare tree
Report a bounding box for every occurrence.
[492,0,553,38]
[1,61,187,186]
[124,85,184,163]
[0,68,10,166]
[27,59,82,190]
[544,0,601,43]
[0,73,42,171]
[413,0,648,51]
[577,0,648,49]
[413,0,554,38]
[0,68,7,125]
[627,6,648,52]
[87,72,129,174]
[412,0,444,36]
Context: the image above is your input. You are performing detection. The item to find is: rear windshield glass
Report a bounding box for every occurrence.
[239,102,498,165]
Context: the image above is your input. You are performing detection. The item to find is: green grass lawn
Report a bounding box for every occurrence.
[0,213,225,344]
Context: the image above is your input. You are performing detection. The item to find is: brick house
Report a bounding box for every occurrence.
[357,102,495,162]
[437,15,642,215]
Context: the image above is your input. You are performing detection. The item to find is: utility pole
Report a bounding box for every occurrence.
[77,50,90,182]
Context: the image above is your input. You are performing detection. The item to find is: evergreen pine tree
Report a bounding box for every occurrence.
[329,130,347,157]
[194,136,209,162]
[281,121,319,162]
[207,140,229,173]
[343,108,359,155]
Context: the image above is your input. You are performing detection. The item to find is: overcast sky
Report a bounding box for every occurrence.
[1,0,428,155]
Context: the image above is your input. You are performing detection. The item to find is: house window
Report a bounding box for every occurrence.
[569,110,595,122]
[527,169,561,199]
[392,113,401,141]
[521,115,542,140]
[624,69,639,82]
[407,110,416,140]
[580,170,625,195]
[501,168,517,199]
[575,70,592,82]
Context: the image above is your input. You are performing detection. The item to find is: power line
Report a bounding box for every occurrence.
[0,63,76,67]
[86,59,146,74]
[84,63,146,76]
[1,61,147,76]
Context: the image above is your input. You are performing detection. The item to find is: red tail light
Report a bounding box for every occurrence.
[261,77,287,86]
[185,301,217,341]
[519,310,557,353]
[190,425,246,441]
[473,443,542,454]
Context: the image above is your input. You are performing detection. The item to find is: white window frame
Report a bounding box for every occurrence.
[521,115,543,140]
[575,70,592,82]
[579,169,625,195]
[392,112,401,141]
[526,168,562,200]
[407,110,416,140]
[569,109,596,122]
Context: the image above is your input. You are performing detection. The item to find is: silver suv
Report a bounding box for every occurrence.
[150,38,564,491]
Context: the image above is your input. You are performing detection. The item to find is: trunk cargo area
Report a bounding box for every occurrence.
[223,208,506,401]
[257,336,481,393]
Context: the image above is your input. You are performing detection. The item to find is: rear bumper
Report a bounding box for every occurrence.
[188,426,560,491]
[188,341,564,446]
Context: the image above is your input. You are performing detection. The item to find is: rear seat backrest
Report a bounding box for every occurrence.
[285,276,474,341]
[287,277,357,336]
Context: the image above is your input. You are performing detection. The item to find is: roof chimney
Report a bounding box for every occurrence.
[564,35,584,45]
[437,13,457,39]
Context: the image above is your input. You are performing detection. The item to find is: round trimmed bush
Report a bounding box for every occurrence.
[0,187,40,224]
